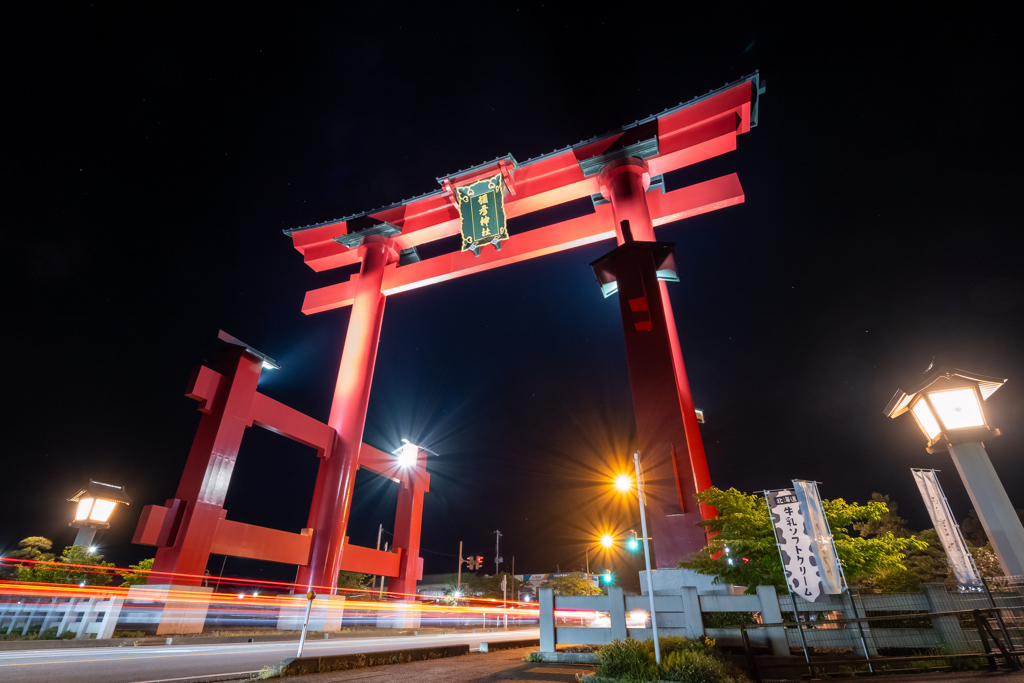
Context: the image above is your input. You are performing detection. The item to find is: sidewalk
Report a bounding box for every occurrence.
[261,646,594,682]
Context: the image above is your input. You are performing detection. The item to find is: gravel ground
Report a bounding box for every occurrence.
[271,646,594,682]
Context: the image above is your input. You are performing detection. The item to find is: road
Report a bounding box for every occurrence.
[0,629,540,683]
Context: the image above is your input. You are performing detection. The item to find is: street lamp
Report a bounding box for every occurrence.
[885,364,1024,576]
[612,455,661,665]
[67,480,132,548]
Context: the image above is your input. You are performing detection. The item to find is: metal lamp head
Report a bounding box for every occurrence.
[885,365,1007,453]
[67,480,132,529]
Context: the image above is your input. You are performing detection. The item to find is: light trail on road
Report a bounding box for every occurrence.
[0,629,540,683]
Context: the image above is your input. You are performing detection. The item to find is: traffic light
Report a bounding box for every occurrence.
[465,555,484,570]
[602,571,613,584]
[626,530,639,551]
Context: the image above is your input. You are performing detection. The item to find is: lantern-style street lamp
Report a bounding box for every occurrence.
[67,480,132,549]
[885,364,1024,576]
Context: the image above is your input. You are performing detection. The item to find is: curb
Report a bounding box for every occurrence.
[534,651,600,663]
[479,638,539,652]
[275,644,471,677]
[0,628,488,651]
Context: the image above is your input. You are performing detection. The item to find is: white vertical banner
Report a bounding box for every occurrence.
[911,468,982,588]
[792,480,846,595]
[767,489,828,603]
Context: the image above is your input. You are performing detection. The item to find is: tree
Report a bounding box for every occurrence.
[118,558,154,587]
[3,537,56,579]
[679,487,926,594]
[18,545,114,586]
[336,570,372,591]
[854,494,912,538]
[540,574,601,596]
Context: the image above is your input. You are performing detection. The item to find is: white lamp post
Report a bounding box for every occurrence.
[885,364,1024,576]
[67,480,132,549]
[614,454,661,665]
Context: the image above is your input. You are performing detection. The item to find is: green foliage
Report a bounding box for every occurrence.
[4,537,56,579]
[17,545,114,586]
[703,611,756,628]
[0,625,75,641]
[661,650,735,683]
[596,638,658,681]
[679,488,926,593]
[539,573,601,596]
[118,558,154,587]
[854,494,912,539]
[11,537,55,560]
[336,570,372,590]
[971,542,1003,578]
[598,637,744,683]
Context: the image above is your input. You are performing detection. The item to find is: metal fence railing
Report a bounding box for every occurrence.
[732,607,1020,681]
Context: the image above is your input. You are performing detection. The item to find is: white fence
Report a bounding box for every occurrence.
[0,595,125,639]
[538,581,1024,657]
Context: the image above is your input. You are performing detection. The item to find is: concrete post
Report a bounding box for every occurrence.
[608,586,627,642]
[539,587,555,652]
[947,441,1024,577]
[96,598,125,639]
[756,586,790,656]
[680,586,705,640]
[923,584,971,653]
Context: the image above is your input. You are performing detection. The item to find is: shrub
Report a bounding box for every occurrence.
[596,638,658,682]
[661,649,728,683]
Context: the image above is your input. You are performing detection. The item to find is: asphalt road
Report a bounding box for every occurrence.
[0,629,540,683]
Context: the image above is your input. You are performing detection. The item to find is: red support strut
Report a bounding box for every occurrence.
[299,236,399,593]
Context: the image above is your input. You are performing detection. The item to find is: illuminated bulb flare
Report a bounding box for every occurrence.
[614,475,632,492]
[75,498,94,521]
[600,534,614,548]
[90,499,117,522]
[911,400,942,439]
[398,442,418,468]
[928,388,985,430]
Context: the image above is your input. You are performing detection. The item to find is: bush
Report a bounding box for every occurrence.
[598,636,745,683]
[596,638,658,682]
[661,650,728,683]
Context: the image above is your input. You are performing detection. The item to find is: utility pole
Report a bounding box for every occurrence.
[371,523,383,591]
[456,540,463,601]
[493,530,502,576]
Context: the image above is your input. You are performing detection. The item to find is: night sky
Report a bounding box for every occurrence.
[4,5,1023,586]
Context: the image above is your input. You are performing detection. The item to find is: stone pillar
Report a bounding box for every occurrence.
[947,441,1024,576]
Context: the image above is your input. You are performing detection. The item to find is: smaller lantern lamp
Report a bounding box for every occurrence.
[68,480,132,549]
[885,363,1024,577]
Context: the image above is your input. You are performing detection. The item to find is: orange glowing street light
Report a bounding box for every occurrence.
[600,534,614,549]
[611,454,662,665]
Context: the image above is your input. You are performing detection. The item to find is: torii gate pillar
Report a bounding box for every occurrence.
[598,157,714,567]
[298,236,399,592]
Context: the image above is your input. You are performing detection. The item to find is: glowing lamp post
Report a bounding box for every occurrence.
[885,365,1024,576]
[68,480,132,549]
[613,456,661,665]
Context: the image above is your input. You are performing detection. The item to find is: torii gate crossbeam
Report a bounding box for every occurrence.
[287,74,764,589]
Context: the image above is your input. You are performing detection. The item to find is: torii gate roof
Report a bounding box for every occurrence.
[286,72,763,314]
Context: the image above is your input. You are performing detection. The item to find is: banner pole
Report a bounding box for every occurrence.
[764,490,810,673]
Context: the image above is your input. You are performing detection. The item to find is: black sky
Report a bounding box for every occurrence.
[3,4,1023,585]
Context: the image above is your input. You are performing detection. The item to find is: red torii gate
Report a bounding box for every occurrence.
[287,74,764,588]
[134,333,427,604]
